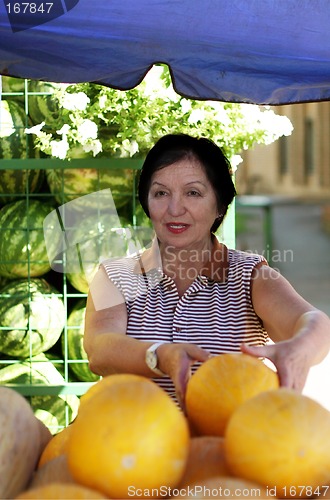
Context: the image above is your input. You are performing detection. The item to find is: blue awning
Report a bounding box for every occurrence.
[0,0,330,104]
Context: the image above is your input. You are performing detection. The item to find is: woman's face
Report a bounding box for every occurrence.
[147,157,219,251]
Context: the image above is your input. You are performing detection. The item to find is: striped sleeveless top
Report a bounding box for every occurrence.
[101,237,268,401]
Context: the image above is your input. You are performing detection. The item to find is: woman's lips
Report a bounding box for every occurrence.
[165,223,190,234]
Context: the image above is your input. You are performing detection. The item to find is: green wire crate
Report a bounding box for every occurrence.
[0,158,146,433]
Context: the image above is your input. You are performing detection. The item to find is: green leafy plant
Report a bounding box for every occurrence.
[25,65,293,168]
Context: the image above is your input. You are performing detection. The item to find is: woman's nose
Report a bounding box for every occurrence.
[167,195,186,216]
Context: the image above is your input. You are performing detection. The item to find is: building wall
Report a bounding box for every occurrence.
[236,102,330,199]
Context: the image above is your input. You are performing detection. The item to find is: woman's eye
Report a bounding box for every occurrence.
[154,190,167,197]
[188,190,201,196]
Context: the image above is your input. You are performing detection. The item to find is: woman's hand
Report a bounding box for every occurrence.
[240,340,309,391]
[250,263,330,391]
[157,342,210,411]
[241,310,330,391]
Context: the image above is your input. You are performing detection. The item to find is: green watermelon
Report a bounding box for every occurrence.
[0,276,10,289]
[65,213,153,293]
[0,169,45,206]
[0,199,55,278]
[0,354,80,433]
[42,352,68,379]
[1,77,61,127]
[46,167,134,210]
[0,100,39,159]
[27,80,62,128]
[62,299,99,382]
[0,99,43,204]
[1,76,25,101]
[0,278,65,358]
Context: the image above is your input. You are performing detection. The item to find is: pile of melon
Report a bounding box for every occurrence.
[3,353,330,499]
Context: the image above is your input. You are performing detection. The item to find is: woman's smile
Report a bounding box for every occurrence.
[166,222,190,234]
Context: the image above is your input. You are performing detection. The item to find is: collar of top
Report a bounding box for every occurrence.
[133,235,229,283]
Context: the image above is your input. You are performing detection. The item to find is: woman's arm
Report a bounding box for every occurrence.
[242,263,330,389]
[84,266,209,406]
[84,266,157,378]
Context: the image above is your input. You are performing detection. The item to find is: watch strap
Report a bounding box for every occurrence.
[146,342,167,376]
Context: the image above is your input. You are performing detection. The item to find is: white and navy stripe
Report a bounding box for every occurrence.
[102,242,268,400]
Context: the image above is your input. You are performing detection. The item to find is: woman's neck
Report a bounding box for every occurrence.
[160,238,214,282]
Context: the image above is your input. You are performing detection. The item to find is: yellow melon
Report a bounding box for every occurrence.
[174,475,270,499]
[37,424,73,469]
[67,374,190,499]
[79,373,143,410]
[225,388,330,498]
[178,436,230,488]
[30,455,75,489]
[15,482,108,499]
[185,353,279,436]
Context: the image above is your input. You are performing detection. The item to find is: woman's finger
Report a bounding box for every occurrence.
[240,342,276,361]
[174,360,192,412]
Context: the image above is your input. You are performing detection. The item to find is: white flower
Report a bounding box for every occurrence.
[56,124,71,135]
[122,139,139,157]
[229,155,243,172]
[180,99,192,114]
[163,85,180,103]
[82,139,103,156]
[188,109,205,124]
[128,140,139,157]
[143,66,165,98]
[213,106,231,126]
[99,94,107,109]
[239,105,294,142]
[24,122,45,136]
[61,92,90,111]
[50,137,69,159]
[142,65,180,102]
[261,112,294,144]
[77,119,98,141]
[275,115,294,137]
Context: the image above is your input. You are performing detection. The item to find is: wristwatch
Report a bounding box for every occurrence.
[145,342,167,376]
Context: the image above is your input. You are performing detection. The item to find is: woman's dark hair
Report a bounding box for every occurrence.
[138,134,236,233]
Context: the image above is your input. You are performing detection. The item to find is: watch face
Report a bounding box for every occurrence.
[146,351,157,370]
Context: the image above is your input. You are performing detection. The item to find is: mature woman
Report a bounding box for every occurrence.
[84,134,330,409]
